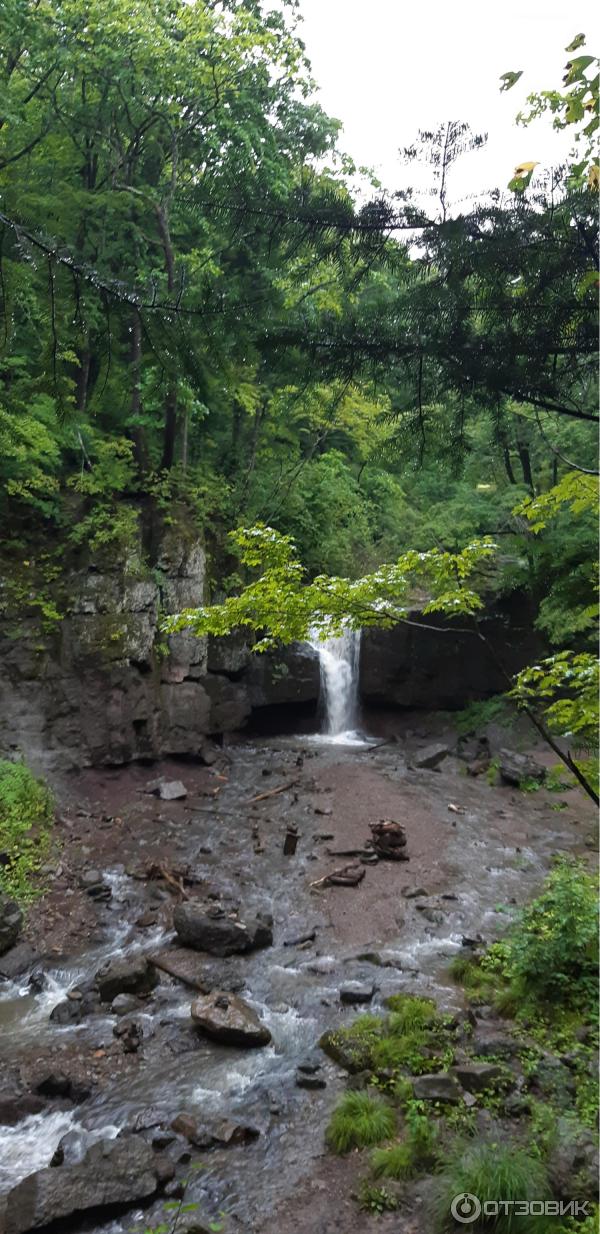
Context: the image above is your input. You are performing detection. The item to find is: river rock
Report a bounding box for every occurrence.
[94,954,158,1003]
[147,778,188,800]
[0,942,36,980]
[498,749,546,786]
[49,997,83,1025]
[296,1067,326,1090]
[111,992,140,1016]
[0,1094,45,1125]
[0,893,23,956]
[173,903,273,956]
[191,991,272,1048]
[170,1112,259,1148]
[3,1137,160,1234]
[339,983,376,1005]
[413,743,449,770]
[411,1073,462,1103]
[451,1063,507,1094]
[150,945,215,990]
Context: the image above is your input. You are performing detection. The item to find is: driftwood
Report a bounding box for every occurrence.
[309,863,365,889]
[246,778,299,805]
[326,847,369,858]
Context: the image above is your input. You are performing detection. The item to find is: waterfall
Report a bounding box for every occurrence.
[308,627,362,740]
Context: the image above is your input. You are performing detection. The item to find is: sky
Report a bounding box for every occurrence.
[294,0,599,202]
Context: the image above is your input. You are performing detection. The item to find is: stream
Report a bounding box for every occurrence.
[0,636,590,1233]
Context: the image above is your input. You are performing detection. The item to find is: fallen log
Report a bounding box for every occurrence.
[246,778,299,805]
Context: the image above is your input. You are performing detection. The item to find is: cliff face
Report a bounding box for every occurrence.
[0,530,540,775]
[0,530,321,774]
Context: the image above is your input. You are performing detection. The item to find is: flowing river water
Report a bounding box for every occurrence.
[0,639,592,1233]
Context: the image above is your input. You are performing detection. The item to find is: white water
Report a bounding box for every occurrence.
[308,628,365,743]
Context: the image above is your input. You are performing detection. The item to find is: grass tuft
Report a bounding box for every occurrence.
[326,1090,396,1154]
[434,1139,552,1232]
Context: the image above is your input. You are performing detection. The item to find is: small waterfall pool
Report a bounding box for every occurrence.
[307,628,373,746]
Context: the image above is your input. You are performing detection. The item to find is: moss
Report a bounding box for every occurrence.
[319,1014,384,1073]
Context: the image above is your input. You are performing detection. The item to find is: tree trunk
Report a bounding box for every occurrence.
[128,309,148,473]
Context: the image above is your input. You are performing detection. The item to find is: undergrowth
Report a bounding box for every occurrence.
[0,759,54,900]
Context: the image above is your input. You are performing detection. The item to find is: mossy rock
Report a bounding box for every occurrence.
[319,1014,384,1073]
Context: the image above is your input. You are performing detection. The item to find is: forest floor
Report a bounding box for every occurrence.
[1,709,596,1234]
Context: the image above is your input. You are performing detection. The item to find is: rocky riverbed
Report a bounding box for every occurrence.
[0,711,596,1234]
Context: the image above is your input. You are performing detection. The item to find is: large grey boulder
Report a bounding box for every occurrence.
[0,894,23,956]
[173,904,273,956]
[3,1137,159,1234]
[498,749,546,786]
[94,954,158,1003]
[191,991,272,1048]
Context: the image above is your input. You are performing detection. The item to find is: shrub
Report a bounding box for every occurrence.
[0,760,54,900]
[506,858,598,1011]
[326,1091,396,1154]
[434,1139,553,1232]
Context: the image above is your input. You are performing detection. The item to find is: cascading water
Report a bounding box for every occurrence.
[308,627,363,742]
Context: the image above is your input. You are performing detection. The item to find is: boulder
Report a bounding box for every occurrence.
[0,942,36,980]
[173,903,273,956]
[0,894,23,956]
[111,993,140,1016]
[191,991,271,1048]
[547,1118,599,1201]
[451,1063,507,1094]
[498,749,546,787]
[413,744,449,770]
[150,946,215,991]
[339,983,376,1006]
[49,997,82,1026]
[3,1136,159,1234]
[0,1095,45,1126]
[94,954,158,1003]
[411,1073,462,1103]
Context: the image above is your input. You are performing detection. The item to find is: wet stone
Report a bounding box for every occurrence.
[296,1070,326,1090]
[191,990,272,1048]
[339,983,376,1005]
[0,893,23,956]
[413,743,449,770]
[95,954,158,1003]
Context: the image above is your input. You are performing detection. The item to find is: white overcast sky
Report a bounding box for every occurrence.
[294,0,599,201]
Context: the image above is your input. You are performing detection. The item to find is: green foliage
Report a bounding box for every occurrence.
[164,522,497,648]
[505,858,598,1011]
[454,696,514,737]
[325,1090,396,1154]
[384,993,439,1032]
[504,34,599,189]
[371,1111,439,1180]
[434,1140,552,1232]
[357,1181,399,1213]
[511,653,599,753]
[0,760,54,900]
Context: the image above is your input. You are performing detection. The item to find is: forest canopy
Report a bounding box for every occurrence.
[0,2,598,792]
